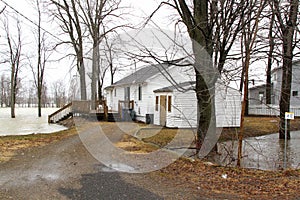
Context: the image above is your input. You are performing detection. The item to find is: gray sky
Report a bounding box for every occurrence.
[0,0,276,94]
[0,0,174,85]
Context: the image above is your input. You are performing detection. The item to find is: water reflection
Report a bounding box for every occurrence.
[217,131,300,170]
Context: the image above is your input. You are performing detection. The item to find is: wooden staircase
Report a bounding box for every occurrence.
[48,102,73,123]
[48,100,125,123]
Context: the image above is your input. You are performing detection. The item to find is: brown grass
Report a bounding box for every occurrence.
[140,128,196,147]
[0,127,78,162]
[154,158,300,199]
[115,134,158,153]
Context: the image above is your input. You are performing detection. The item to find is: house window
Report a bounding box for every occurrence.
[138,85,142,101]
[292,91,298,96]
[124,87,130,100]
[155,96,159,111]
[168,96,172,112]
[259,91,264,103]
[114,88,116,97]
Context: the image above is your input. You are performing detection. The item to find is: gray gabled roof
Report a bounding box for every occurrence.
[113,63,171,86]
[111,59,186,87]
[153,81,195,93]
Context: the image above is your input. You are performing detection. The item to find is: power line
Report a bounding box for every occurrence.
[0,0,64,42]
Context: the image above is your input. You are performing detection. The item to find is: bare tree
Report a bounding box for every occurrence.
[68,75,78,101]
[237,0,267,167]
[2,15,23,118]
[78,0,128,105]
[0,74,9,107]
[52,79,66,107]
[266,7,276,105]
[103,36,117,85]
[98,58,109,100]
[29,0,51,117]
[144,0,248,155]
[49,0,87,100]
[272,0,299,139]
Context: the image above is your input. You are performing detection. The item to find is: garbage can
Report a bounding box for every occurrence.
[146,114,154,124]
[129,109,136,121]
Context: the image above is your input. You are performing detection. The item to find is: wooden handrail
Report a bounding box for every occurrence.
[48,102,72,123]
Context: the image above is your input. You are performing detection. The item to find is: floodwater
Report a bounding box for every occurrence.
[0,107,67,136]
[218,131,300,170]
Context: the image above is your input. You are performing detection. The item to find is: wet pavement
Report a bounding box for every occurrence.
[0,135,165,200]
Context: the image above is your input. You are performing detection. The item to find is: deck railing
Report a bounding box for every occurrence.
[49,100,109,123]
[48,102,72,123]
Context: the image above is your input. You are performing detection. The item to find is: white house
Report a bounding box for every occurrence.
[249,60,300,106]
[105,61,241,128]
[153,81,241,128]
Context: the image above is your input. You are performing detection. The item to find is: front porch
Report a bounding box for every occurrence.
[48,100,135,124]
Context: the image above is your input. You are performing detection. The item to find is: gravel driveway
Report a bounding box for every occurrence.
[0,125,219,200]
[0,133,163,199]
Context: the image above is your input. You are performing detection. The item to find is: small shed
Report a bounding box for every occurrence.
[153,82,241,128]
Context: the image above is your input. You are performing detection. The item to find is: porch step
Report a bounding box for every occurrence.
[50,112,73,123]
[60,112,73,122]
[107,113,121,122]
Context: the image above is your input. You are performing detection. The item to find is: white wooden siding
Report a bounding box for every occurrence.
[154,84,241,128]
[105,63,241,127]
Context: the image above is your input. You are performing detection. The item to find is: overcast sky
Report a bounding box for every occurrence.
[0,0,271,94]
[0,0,177,86]
[0,0,175,94]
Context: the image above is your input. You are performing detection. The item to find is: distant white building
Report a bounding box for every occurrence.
[105,60,241,128]
[249,60,300,106]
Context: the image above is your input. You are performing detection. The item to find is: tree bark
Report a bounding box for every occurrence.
[10,64,15,118]
[78,59,87,100]
[275,0,299,139]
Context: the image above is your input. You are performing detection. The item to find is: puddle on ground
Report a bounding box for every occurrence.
[217,131,300,170]
[95,163,136,173]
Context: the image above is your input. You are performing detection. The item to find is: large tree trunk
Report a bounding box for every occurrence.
[98,78,103,101]
[78,60,87,100]
[277,0,298,139]
[193,1,217,155]
[279,58,292,139]
[38,84,42,117]
[91,41,99,109]
[10,65,15,118]
[195,69,217,155]
[110,63,114,85]
[279,46,293,139]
